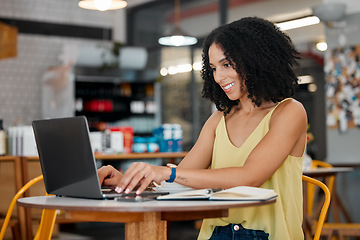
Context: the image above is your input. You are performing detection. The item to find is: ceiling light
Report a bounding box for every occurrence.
[308,83,317,92]
[193,62,202,71]
[158,27,198,46]
[78,0,127,11]
[298,75,314,84]
[168,66,178,75]
[158,0,197,47]
[268,8,313,23]
[160,68,168,76]
[276,16,320,31]
[316,41,328,51]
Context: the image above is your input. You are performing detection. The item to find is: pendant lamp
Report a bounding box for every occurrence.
[78,0,127,11]
[312,3,346,24]
[158,0,197,47]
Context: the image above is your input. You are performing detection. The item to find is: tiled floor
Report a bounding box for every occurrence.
[55,221,200,240]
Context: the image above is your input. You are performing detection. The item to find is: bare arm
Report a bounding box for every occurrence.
[112,111,222,194]
[174,99,307,189]
[113,100,307,194]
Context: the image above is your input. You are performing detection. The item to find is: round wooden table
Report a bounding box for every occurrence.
[18,195,276,240]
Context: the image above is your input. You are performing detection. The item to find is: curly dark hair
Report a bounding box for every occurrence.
[201,16,300,114]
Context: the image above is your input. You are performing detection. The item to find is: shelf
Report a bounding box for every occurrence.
[21,152,187,161]
[76,110,131,116]
[75,69,157,132]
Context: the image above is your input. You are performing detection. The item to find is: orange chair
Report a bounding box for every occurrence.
[311,160,335,193]
[303,175,331,240]
[310,162,360,240]
[306,160,335,220]
[0,175,57,240]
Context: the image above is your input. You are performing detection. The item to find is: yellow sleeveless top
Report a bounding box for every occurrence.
[198,99,304,240]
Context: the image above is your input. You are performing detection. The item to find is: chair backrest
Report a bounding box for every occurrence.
[302,175,331,240]
[311,160,335,193]
[0,175,57,240]
[307,160,334,216]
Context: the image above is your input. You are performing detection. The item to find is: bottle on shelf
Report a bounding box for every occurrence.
[153,123,183,153]
[172,124,183,152]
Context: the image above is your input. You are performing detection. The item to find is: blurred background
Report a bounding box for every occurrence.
[1,0,360,239]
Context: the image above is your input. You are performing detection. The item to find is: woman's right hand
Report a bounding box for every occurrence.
[97,165,123,189]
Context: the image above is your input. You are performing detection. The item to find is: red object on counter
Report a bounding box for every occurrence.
[114,126,134,154]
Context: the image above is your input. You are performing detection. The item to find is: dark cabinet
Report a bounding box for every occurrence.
[74,67,157,134]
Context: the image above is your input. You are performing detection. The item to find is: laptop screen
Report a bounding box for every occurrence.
[32,116,104,199]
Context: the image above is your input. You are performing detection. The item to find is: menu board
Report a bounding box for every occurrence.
[324,44,360,133]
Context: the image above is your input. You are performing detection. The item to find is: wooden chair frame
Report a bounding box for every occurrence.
[0,175,57,240]
[309,161,360,239]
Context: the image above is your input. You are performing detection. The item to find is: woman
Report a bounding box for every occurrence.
[98,17,307,240]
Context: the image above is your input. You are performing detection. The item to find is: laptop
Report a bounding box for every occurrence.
[32,116,167,200]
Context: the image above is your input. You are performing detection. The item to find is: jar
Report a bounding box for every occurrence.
[147,137,159,153]
[132,137,147,153]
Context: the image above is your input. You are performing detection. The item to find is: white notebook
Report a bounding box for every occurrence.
[157,186,277,201]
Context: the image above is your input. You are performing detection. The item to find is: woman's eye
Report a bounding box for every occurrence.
[224,63,231,68]
[211,67,216,72]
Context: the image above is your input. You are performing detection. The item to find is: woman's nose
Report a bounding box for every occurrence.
[214,69,225,83]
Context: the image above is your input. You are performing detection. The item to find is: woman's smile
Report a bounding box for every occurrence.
[222,82,235,92]
[208,43,244,100]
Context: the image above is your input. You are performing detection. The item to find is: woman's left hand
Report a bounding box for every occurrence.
[116,162,171,195]
[97,165,123,189]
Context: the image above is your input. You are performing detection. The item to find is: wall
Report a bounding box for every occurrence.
[325,12,360,164]
[0,0,125,129]
[324,8,360,221]
[0,3,126,236]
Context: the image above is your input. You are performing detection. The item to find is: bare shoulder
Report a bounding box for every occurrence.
[202,110,223,132]
[211,110,224,119]
[275,98,306,115]
[271,98,307,127]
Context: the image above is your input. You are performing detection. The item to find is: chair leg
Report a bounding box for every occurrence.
[33,209,57,240]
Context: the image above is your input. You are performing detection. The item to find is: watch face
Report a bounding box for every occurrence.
[166,163,177,168]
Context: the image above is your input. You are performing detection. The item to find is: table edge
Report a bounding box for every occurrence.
[17,196,276,213]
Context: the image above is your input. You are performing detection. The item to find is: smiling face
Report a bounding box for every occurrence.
[208,43,247,101]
